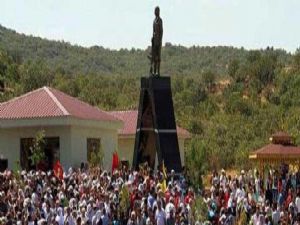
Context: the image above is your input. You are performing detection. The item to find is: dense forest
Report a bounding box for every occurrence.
[1,24,300,183]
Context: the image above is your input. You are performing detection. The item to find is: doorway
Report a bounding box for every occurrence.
[20,137,60,171]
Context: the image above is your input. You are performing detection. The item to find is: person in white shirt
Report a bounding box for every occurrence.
[165,197,175,219]
[101,208,109,225]
[55,207,64,225]
[272,204,280,225]
[64,207,76,225]
[239,170,246,187]
[155,200,166,225]
[251,207,261,225]
[212,171,219,187]
[295,193,300,213]
[220,169,227,189]
[92,209,102,225]
[235,185,245,205]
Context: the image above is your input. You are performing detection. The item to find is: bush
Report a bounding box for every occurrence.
[29,130,46,169]
[88,145,104,168]
[190,196,208,223]
[185,138,209,188]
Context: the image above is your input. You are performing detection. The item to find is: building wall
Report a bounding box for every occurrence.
[0,125,118,170]
[0,126,72,169]
[117,138,135,165]
[117,136,186,167]
[70,126,118,170]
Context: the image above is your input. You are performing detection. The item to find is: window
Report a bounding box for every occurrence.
[20,138,34,170]
[87,138,101,163]
[20,137,60,170]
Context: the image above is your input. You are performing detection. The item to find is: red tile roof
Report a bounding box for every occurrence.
[272,131,291,138]
[109,110,191,139]
[250,143,300,159]
[109,110,138,135]
[253,144,300,155]
[249,132,300,159]
[270,131,293,145]
[0,87,118,121]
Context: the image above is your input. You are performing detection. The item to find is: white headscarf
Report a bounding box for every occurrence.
[55,207,64,225]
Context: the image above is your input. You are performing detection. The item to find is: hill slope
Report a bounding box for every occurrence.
[0,24,273,76]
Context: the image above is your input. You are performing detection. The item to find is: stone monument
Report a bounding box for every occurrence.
[132,7,182,172]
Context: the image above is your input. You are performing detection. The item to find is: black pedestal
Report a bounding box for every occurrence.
[0,159,8,172]
[133,76,182,172]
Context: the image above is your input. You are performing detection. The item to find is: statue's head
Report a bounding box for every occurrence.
[155,6,160,17]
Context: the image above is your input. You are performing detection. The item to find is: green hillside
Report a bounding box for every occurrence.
[0,24,280,76]
[1,24,300,183]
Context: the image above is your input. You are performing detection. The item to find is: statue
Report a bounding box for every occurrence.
[133,7,182,172]
[149,6,163,76]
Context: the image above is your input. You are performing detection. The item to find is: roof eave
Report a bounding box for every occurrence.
[118,134,136,139]
[0,116,123,130]
[0,116,71,128]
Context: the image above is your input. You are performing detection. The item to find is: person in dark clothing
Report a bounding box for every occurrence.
[166,210,175,225]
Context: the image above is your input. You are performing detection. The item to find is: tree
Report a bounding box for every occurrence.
[243,50,277,86]
[228,59,239,79]
[256,53,277,85]
[293,48,300,71]
[88,144,104,168]
[202,70,215,91]
[225,93,253,116]
[247,50,261,63]
[193,85,207,103]
[20,60,53,92]
[29,130,46,170]
[191,196,208,224]
[0,51,20,89]
[185,138,209,188]
[119,185,130,218]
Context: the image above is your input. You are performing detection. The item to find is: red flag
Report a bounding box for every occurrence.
[112,152,119,172]
[53,160,63,180]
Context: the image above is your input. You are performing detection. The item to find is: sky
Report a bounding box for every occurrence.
[1,0,299,53]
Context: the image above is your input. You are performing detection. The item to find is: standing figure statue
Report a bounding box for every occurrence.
[149,6,163,76]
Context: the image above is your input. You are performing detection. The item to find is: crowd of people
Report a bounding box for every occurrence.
[207,166,300,225]
[0,164,195,225]
[1,163,300,225]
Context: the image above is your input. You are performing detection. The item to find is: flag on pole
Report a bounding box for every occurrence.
[161,161,167,192]
[162,161,167,178]
[53,160,63,180]
[112,152,119,172]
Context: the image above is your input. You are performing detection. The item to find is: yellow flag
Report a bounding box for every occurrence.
[162,161,167,178]
[161,161,167,192]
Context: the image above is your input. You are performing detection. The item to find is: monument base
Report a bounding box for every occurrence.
[133,76,182,173]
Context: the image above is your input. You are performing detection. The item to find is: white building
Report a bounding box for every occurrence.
[0,87,122,170]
